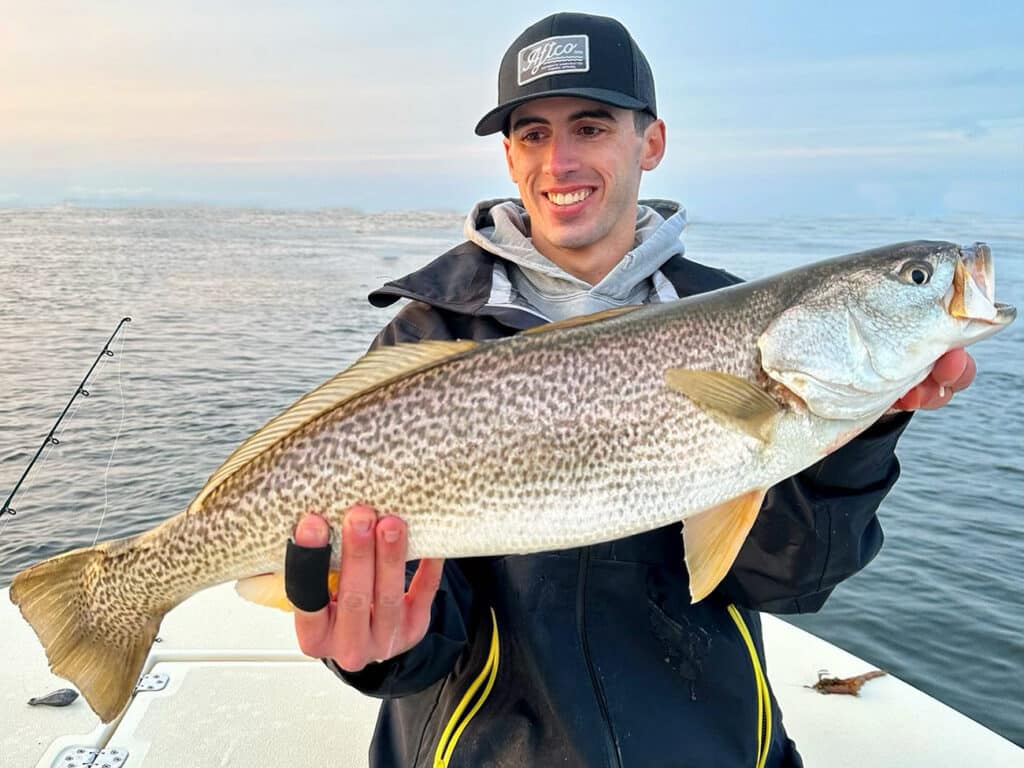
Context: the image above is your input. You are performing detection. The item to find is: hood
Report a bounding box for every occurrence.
[464,199,687,321]
[368,198,739,330]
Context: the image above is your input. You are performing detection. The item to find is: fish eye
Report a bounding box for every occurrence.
[899,260,933,286]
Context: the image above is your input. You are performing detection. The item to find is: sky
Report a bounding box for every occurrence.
[1,1,1021,218]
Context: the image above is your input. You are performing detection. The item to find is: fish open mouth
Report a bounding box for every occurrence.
[946,243,1016,325]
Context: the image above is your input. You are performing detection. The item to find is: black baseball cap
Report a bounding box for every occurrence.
[475,12,657,136]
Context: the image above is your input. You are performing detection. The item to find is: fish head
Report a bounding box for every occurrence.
[758,241,1016,421]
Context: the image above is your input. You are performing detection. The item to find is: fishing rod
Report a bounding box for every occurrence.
[1,317,132,518]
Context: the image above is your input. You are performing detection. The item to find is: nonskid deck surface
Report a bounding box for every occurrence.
[3,584,1021,767]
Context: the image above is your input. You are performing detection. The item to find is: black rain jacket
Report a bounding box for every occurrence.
[326,202,911,767]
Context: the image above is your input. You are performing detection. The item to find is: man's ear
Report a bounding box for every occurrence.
[640,119,667,171]
[503,137,517,182]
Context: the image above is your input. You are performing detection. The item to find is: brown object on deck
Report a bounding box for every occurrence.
[809,669,887,696]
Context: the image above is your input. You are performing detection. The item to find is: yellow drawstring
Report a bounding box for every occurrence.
[728,604,773,768]
[434,608,500,768]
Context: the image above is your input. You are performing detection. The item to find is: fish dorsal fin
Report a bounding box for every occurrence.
[188,339,478,513]
[665,369,782,442]
[521,305,641,335]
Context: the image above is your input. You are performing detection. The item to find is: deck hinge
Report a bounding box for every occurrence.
[52,746,129,767]
[135,672,169,692]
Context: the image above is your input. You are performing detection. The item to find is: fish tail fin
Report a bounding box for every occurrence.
[10,541,167,723]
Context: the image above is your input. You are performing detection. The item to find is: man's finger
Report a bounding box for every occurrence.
[924,384,955,410]
[405,558,445,642]
[931,349,969,387]
[950,352,977,392]
[371,516,408,657]
[335,505,378,671]
[894,379,930,411]
[290,513,333,657]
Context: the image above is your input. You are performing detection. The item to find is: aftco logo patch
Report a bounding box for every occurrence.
[518,35,590,86]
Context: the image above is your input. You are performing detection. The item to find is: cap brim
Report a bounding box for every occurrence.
[474,88,650,136]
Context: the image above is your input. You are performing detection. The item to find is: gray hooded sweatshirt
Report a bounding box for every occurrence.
[464,199,687,322]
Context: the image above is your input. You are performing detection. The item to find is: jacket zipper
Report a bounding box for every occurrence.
[577,549,623,768]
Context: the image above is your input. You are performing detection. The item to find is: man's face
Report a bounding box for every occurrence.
[503,97,665,270]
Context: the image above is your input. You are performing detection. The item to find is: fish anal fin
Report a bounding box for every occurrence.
[188,339,478,514]
[665,369,781,442]
[683,488,767,603]
[235,570,340,612]
[521,305,641,335]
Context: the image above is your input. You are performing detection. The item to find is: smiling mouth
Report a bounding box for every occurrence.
[546,188,593,206]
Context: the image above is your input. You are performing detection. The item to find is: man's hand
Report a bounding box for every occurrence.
[893,348,977,411]
[289,505,444,673]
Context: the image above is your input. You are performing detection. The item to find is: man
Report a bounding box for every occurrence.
[287,13,976,767]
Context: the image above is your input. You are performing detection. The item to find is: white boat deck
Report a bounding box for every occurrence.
[3,583,1021,767]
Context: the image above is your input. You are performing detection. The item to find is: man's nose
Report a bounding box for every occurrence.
[543,133,580,177]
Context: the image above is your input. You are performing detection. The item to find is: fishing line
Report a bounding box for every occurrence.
[42,358,102,489]
[93,324,130,545]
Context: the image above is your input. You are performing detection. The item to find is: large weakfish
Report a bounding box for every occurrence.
[10,240,1016,723]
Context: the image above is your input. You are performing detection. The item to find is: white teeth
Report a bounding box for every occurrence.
[547,189,592,206]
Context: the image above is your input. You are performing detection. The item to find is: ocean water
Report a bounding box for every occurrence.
[0,207,1021,746]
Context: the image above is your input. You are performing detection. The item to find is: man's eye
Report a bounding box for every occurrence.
[578,125,603,137]
[521,130,543,143]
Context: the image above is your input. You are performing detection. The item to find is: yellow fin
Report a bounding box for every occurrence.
[10,541,167,723]
[665,369,781,442]
[521,305,640,335]
[683,488,767,603]
[235,572,292,611]
[235,570,340,612]
[188,339,478,513]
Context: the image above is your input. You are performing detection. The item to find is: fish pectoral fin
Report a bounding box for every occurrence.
[235,571,340,612]
[683,488,767,603]
[665,369,781,442]
[235,572,292,612]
